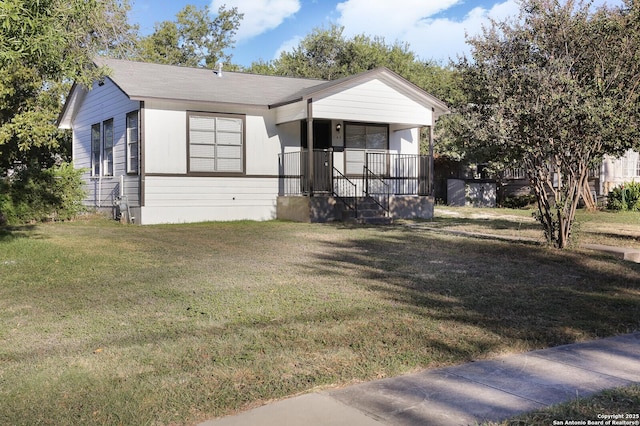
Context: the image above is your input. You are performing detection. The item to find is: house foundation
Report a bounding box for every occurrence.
[277,195,434,223]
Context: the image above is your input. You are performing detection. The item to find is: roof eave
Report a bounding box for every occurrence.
[129,95,270,110]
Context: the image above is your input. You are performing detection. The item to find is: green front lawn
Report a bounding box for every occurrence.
[1,214,638,425]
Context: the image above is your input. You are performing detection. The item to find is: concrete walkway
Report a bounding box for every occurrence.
[199,333,640,426]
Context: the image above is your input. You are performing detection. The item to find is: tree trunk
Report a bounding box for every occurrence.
[582,178,597,211]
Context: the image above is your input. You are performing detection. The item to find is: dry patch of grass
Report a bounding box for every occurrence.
[430,206,640,248]
[0,217,639,425]
[489,385,640,426]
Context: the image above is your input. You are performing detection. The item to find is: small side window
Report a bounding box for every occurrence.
[91,123,101,176]
[126,111,139,174]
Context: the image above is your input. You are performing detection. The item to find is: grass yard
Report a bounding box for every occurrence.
[1,210,639,425]
[489,385,640,426]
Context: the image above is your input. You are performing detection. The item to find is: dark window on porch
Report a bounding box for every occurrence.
[301,120,332,150]
[344,123,388,175]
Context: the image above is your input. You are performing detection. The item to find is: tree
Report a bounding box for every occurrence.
[455,0,640,248]
[254,25,457,97]
[0,0,137,222]
[136,4,243,68]
[0,0,137,172]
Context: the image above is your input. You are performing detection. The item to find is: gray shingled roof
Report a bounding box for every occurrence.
[94,57,328,107]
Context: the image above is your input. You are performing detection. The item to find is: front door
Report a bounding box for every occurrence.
[301,120,333,193]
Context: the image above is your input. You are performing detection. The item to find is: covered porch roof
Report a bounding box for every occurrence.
[271,67,449,128]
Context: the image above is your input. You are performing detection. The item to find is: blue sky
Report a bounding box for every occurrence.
[129,0,622,67]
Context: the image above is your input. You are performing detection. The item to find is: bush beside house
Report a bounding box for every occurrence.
[607,182,640,211]
[0,162,86,225]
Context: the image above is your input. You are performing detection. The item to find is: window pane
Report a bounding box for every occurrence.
[190,130,215,145]
[345,150,365,174]
[103,119,114,176]
[127,112,139,174]
[217,145,241,159]
[190,158,216,172]
[345,125,366,149]
[91,123,101,176]
[190,116,215,131]
[190,144,216,158]
[103,120,113,148]
[217,131,242,145]
[366,126,387,150]
[104,148,113,176]
[217,158,242,172]
[217,117,242,132]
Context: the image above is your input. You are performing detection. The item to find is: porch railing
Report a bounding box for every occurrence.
[365,152,431,196]
[279,150,432,197]
[364,164,390,215]
[333,168,358,215]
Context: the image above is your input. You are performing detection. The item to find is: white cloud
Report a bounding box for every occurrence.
[211,0,301,41]
[335,0,519,63]
[273,35,303,60]
[336,0,460,38]
[335,0,623,63]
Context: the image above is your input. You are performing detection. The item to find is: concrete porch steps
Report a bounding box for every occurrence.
[338,196,392,225]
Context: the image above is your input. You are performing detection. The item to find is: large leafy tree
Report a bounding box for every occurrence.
[0,0,136,222]
[455,0,640,248]
[0,0,136,173]
[136,4,243,68]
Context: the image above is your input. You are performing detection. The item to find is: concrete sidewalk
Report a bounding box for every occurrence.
[199,333,640,426]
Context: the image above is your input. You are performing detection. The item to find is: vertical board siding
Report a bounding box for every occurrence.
[71,80,140,208]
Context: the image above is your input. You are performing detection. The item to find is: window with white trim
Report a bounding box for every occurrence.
[344,123,388,175]
[103,119,114,176]
[126,111,139,174]
[91,123,101,176]
[188,113,244,173]
[90,118,115,177]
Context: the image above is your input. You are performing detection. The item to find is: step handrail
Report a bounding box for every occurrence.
[333,167,358,216]
[364,165,390,216]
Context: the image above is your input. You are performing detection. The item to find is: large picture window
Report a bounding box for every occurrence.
[126,111,139,174]
[188,113,244,174]
[344,123,388,175]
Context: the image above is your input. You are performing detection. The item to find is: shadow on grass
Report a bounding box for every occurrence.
[0,225,37,242]
[309,225,640,356]
[580,230,640,245]
[424,216,541,232]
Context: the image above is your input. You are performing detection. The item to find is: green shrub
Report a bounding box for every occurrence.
[607,182,640,211]
[0,162,86,224]
[501,194,537,209]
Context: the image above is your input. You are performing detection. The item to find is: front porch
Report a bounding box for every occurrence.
[277,150,435,223]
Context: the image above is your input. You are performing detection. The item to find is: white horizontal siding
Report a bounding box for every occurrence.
[313,79,432,125]
[275,101,307,124]
[140,176,279,224]
[144,103,281,176]
[71,80,140,208]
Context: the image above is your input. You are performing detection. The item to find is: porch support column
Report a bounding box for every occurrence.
[307,98,314,196]
[429,108,435,196]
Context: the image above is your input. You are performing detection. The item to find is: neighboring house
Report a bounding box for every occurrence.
[58,58,448,224]
[601,149,640,194]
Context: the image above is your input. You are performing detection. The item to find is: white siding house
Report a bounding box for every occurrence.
[601,149,640,194]
[58,58,448,224]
